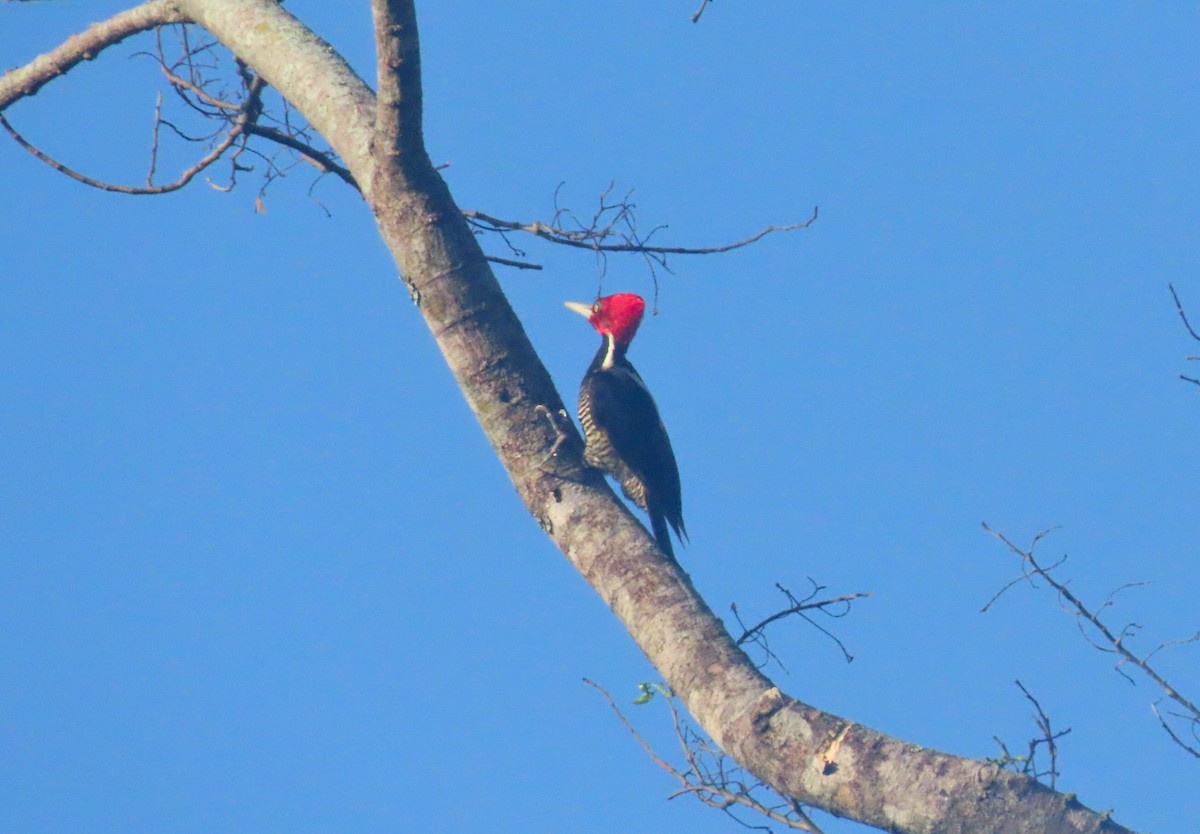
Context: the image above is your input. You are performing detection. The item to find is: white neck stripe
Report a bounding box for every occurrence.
[602,334,616,369]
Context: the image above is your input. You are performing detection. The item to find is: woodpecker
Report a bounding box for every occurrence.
[565,293,687,558]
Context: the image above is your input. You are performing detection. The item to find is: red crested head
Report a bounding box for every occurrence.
[565,293,646,347]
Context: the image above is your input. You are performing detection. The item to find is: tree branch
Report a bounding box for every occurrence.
[3,8,784,269]
[1168,284,1200,387]
[243,122,358,188]
[0,70,263,194]
[177,0,378,185]
[732,580,870,670]
[983,523,1200,758]
[0,1,188,110]
[462,206,818,257]
[370,0,425,178]
[1169,283,1200,342]
[585,679,824,833]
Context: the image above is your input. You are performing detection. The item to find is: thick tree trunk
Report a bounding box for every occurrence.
[0,3,1140,832]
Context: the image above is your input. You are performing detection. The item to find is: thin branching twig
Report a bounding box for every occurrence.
[990,681,1071,788]
[982,523,1200,759]
[1169,283,1200,387]
[6,24,814,279]
[584,679,824,833]
[732,580,870,671]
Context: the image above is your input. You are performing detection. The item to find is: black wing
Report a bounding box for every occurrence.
[585,360,685,535]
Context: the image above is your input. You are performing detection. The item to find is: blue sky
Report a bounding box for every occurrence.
[2,3,1198,832]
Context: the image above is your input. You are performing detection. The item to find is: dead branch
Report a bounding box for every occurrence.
[990,681,1071,789]
[0,0,189,109]
[7,34,803,270]
[5,13,811,270]
[1169,283,1200,342]
[463,205,818,259]
[464,189,816,279]
[585,679,824,833]
[2,23,275,196]
[1,105,248,194]
[1169,284,1200,387]
[982,523,1200,758]
[732,580,869,670]
[1151,701,1200,759]
[243,123,357,187]
[483,254,542,271]
[4,22,357,206]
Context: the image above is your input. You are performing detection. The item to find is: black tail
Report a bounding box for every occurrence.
[650,513,676,559]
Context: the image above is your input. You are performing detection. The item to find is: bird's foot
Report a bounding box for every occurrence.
[534,405,577,470]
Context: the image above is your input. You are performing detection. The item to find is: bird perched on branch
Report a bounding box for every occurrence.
[565,293,687,558]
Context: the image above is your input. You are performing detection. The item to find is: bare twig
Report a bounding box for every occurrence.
[732,580,869,670]
[5,3,810,275]
[0,0,189,109]
[243,123,358,188]
[157,59,243,112]
[1168,284,1200,387]
[1152,701,1200,759]
[990,680,1070,787]
[1169,283,1200,342]
[484,255,542,271]
[584,679,824,833]
[463,205,818,258]
[466,195,816,281]
[1,108,245,195]
[983,523,1200,758]
[736,584,871,645]
[979,549,1069,613]
[147,91,165,185]
[6,22,359,208]
[1015,680,1069,788]
[6,15,809,267]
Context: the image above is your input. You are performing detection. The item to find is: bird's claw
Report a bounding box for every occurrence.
[535,405,576,469]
